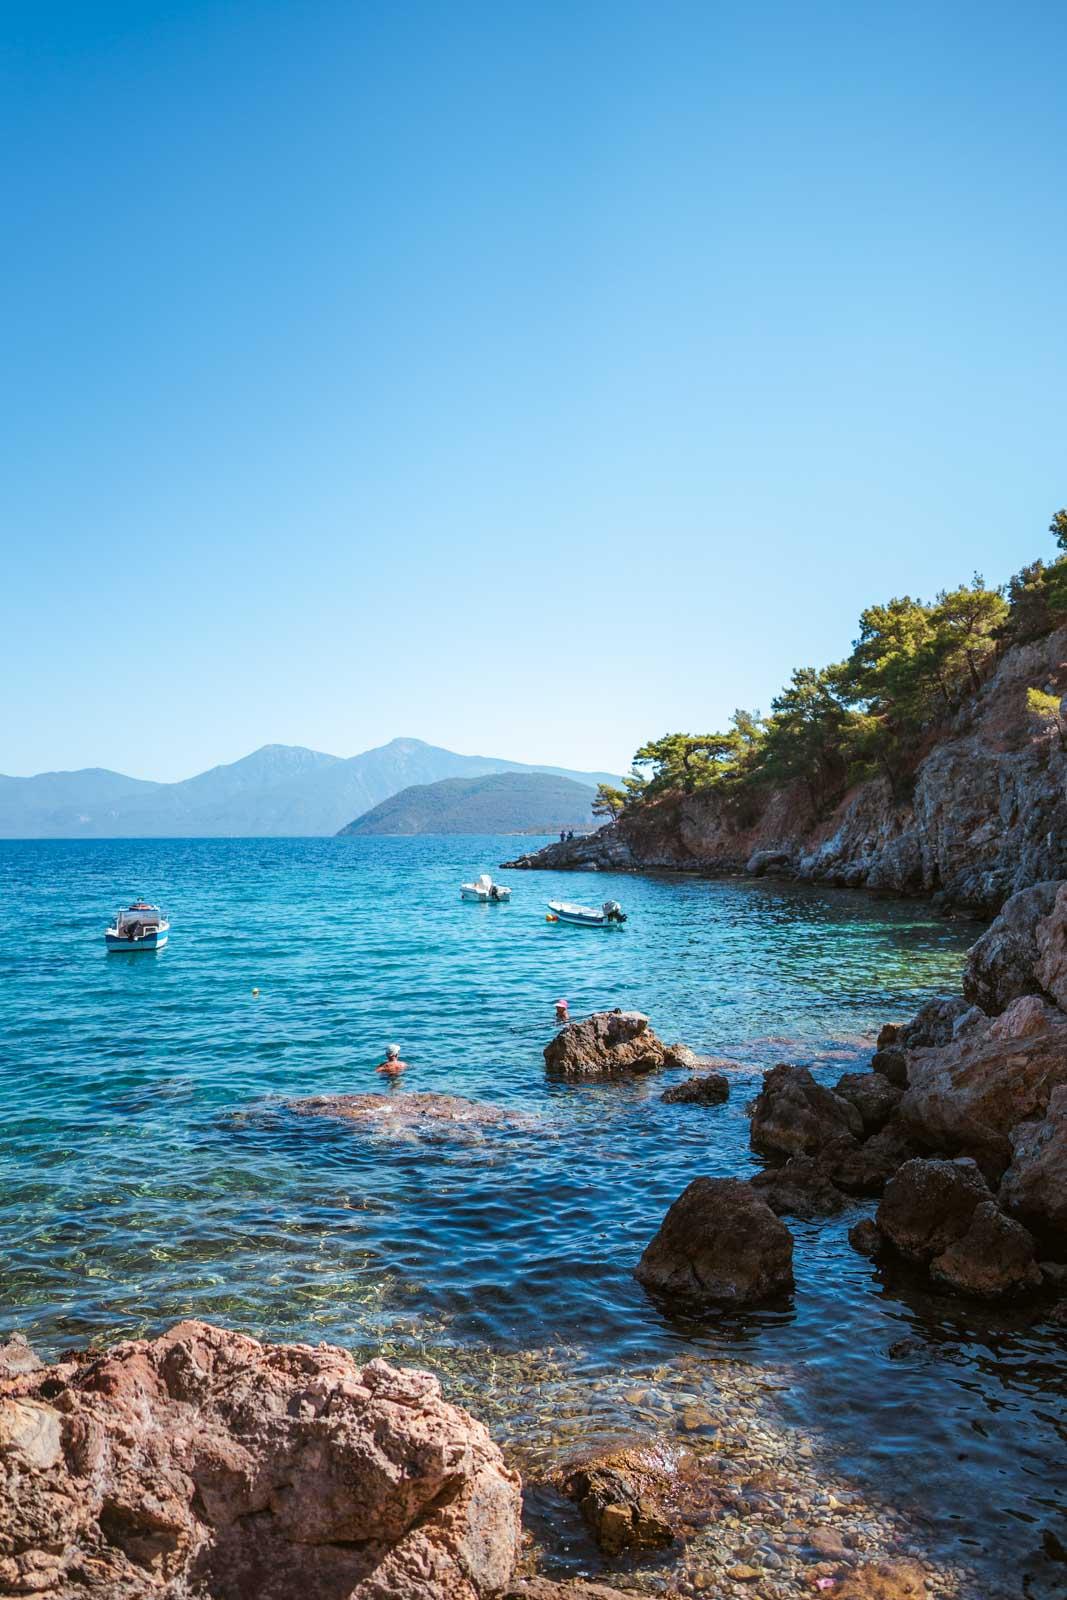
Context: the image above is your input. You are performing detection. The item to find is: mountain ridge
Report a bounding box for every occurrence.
[339,771,597,836]
[0,738,621,838]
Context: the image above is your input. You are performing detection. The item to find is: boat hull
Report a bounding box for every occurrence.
[106,926,169,951]
[547,902,620,927]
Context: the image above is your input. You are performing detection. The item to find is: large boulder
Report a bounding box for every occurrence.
[999,1082,1067,1248]
[875,1158,1041,1299]
[1035,881,1067,1012]
[543,1011,683,1080]
[898,996,1067,1178]
[634,1178,794,1306]
[0,1320,521,1600]
[963,880,1061,1014]
[749,1064,862,1159]
[749,1156,846,1218]
[929,1200,1042,1298]
[876,1157,992,1262]
[660,1070,729,1106]
[898,995,971,1048]
[819,1123,917,1197]
[834,1071,903,1134]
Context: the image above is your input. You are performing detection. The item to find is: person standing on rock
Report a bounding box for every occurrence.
[375,1043,408,1080]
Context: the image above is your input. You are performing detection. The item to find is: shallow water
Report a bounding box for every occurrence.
[1,837,1064,1597]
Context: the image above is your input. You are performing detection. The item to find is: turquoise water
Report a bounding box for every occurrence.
[1,837,1064,1596]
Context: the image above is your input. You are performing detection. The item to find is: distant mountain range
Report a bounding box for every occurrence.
[0,739,620,838]
[339,771,597,836]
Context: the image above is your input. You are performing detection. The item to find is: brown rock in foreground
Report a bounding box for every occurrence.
[505,1581,634,1600]
[999,1082,1067,1246]
[544,1011,690,1080]
[635,1177,794,1306]
[749,1155,846,1218]
[0,1320,521,1600]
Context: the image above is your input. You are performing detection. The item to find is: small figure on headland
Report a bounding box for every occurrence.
[560,828,566,843]
[555,998,569,1024]
[376,1043,408,1079]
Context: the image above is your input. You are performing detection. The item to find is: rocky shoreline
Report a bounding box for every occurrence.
[502,625,1067,916]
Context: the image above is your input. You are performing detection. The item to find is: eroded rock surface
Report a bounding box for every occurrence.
[964,880,1062,1014]
[635,1178,794,1306]
[834,1071,903,1134]
[875,1158,1041,1298]
[0,1320,521,1600]
[290,1091,535,1133]
[556,1443,677,1556]
[1000,1082,1067,1247]
[749,1156,846,1218]
[1035,881,1067,1011]
[750,1064,862,1160]
[544,1011,688,1080]
[898,996,1067,1179]
[660,1071,730,1106]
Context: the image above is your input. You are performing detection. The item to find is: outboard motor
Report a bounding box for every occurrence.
[602,900,627,923]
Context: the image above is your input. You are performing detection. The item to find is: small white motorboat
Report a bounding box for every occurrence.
[105,902,170,951]
[460,873,512,903]
[547,899,626,927]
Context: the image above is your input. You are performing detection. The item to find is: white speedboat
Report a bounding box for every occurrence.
[105,902,170,951]
[460,873,512,903]
[547,899,626,927]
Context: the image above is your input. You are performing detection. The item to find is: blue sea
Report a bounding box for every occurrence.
[1,837,1063,1596]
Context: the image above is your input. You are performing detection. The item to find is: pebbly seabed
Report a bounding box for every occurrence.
[1,835,1065,1598]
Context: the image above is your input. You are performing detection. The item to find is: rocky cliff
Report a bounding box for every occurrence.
[505,625,1067,915]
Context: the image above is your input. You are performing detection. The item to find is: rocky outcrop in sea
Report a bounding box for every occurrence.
[503,625,1067,914]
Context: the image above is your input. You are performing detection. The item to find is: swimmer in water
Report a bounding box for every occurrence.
[375,1043,408,1078]
[555,998,569,1024]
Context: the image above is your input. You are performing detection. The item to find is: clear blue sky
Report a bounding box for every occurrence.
[3,0,1064,781]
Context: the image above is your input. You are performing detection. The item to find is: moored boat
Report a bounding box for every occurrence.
[547,899,626,927]
[460,873,511,902]
[105,902,170,951]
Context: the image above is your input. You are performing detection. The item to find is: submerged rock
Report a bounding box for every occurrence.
[635,1177,794,1306]
[849,1217,882,1256]
[0,1319,521,1600]
[544,1010,686,1080]
[660,1070,730,1105]
[749,1155,846,1218]
[289,1091,535,1133]
[505,1583,634,1600]
[750,1064,863,1159]
[834,1559,928,1600]
[556,1443,677,1556]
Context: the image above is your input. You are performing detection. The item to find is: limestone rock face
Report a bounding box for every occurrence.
[899,996,1067,1179]
[660,1071,730,1106]
[750,1064,863,1159]
[634,1178,794,1306]
[999,1082,1067,1245]
[1035,881,1067,1012]
[0,1320,521,1600]
[963,880,1062,1014]
[544,1011,679,1079]
[504,627,1067,915]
